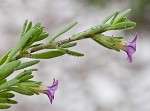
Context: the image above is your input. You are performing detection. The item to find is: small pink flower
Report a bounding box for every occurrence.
[115,32,138,63]
[122,33,137,63]
[35,79,58,104]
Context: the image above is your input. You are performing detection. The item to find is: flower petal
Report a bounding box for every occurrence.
[46,79,58,104]
[124,33,138,63]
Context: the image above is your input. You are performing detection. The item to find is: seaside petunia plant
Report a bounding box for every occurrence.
[0,9,137,110]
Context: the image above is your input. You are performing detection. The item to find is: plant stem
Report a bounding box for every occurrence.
[30,24,111,53]
[12,24,111,60]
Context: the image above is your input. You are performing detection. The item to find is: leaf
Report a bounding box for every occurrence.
[110,11,120,24]
[24,26,44,49]
[15,70,32,79]
[15,60,40,70]
[26,68,38,72]
[0,92,15,98]
[113,37,123,39]
[113,9,131,24]
[101,11,120,24]
[0,61,21,81]
[27,51,64,59]
[54,45,84,57]
[0,79,7,85]
[18,75,33,82]
[92,35,120,51]
[19,82,40,87]
[93,35,114,49]
[29,43,42,48]
[7,87,34,96]
[0,98,17,104]
[48,21,78,43]
[59,42,77,48]
[109,22,136,30]
[25,21,32,33]
[0,51,10,66]
[47,43,77,49]
[27,80,42,85]
[20,20,28,37]
[25,87,39,95]
[33,32,49,42]
[0,79,20,90]
[7,28,36,62]
[0,103,11,109]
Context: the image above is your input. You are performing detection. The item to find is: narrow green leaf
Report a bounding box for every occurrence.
[44,43,77,49]
[93,35,114,49]
[0,79,7,85]
[26,68,38,72]
[34,33,49,42]
[109,22,136,30]
[113,9,131,24]
[110,11,120,24]
[26,51,64,59]
[0,61,21,81]
[15,60,40,70]
[0,51,10,66]
[29,43,42,48]
[7,87,34,96]
[59,42,77,48]
[25,21,32,32]
[18,75,33,82]
[15,70,32,79]
[23,26,44,50]
[19,82,40,87]
[0,103,11,109]
[26,87,39,95]
[48,21,78,43]
[101,11,120,24]
[0,79,20,90]
[20,20,28,37]
[0,98,17,104]
[113,37,123,39]
[0,92,15,98]
[27,80,42,85]
[54,45,84,57]
[92,35,120,51]
[7,28,36,62]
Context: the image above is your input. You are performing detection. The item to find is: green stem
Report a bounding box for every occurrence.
[30,24,111,53]
[12,24,111,60]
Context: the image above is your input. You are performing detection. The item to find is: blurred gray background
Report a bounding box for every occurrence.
[0,0,150,111]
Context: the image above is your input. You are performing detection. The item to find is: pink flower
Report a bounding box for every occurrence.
[35,79,58,104]
[122,33,138,63]
[114,32,138,63]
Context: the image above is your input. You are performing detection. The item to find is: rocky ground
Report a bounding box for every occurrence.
[0,0,150,111]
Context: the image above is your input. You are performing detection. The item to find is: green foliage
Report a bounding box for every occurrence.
[7,87,35,96]
[6,29,36,62]
[0,79,20,90]
[25,51,64,59]
[48,21,78,43]
[0,61,21,81]
[15,60,40,70]
[0,9,136,109]
[0,92,15,98]
[0,103,11,109]
[0,51,10,65]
